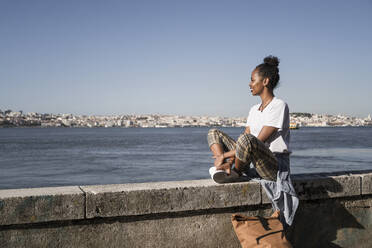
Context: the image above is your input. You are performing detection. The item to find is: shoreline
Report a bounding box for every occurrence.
[2,125,372,129]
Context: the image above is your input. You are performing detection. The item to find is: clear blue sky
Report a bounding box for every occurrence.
[1,0,371,117]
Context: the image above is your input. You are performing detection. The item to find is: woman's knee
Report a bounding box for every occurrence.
[207,128,221,147]
[236,133,255,149]
[207,128,220,141]
[208,128,219,135]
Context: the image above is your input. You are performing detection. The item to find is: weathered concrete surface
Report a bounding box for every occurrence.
[0,186,84,225]
[361,172,372,195]
[292,173,360,200]
[262,172,361,204]
[1,172,372,248]
[0,208,272,248]
[289,197,372,248]
[1,196,372,248]
[81,179,261,218]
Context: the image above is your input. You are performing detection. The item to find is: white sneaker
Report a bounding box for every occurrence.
[209,166,240,184]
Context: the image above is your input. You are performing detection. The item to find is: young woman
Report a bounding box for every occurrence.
[207,56,298,226]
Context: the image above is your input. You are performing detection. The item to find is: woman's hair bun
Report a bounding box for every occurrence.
[255,55,280,90]
[263,55,279,67]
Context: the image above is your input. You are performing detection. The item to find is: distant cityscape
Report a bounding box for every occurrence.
[1,109,371,128]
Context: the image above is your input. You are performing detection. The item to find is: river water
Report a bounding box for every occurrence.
[1,127,372,189]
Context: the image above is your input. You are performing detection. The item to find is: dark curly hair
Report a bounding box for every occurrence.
[255,55,280,90]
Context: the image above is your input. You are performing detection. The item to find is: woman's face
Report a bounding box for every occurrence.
[249,69,264,96]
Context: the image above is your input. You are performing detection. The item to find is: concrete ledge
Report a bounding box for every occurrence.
[2,172,372,248]
[292,173,361,201]
[0,186,84,226]
[0,171,370,226]
[261,172,362,204]
[361,173,372,195]
[81,179,261,218]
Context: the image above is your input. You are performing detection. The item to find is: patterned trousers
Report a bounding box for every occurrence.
[207,128,278,181]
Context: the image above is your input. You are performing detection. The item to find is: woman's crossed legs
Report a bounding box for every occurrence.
[207,128,278,181]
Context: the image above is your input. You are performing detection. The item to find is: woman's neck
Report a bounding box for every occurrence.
[260,90,274,103]
[259,91,274,111]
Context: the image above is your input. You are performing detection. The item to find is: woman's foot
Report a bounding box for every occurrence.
[209,166,240,184]
[271,210,280,218]
[216,161,232,175]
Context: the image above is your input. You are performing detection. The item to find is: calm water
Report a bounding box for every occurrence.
[1,127,372,189]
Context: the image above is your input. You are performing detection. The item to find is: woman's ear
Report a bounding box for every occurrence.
[263,77,270,87]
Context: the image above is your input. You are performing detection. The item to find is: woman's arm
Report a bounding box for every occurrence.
[244,126,251,134]
[257,126,278,142]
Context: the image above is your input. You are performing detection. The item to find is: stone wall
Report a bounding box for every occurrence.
[1,171,372,248]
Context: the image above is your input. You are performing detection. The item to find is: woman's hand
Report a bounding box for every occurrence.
[213,154,225,167]
[216,161,232,175]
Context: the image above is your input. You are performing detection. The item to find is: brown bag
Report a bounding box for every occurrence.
[231,212,292,248]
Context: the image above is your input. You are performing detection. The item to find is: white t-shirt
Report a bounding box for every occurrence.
[245,97,290,153]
